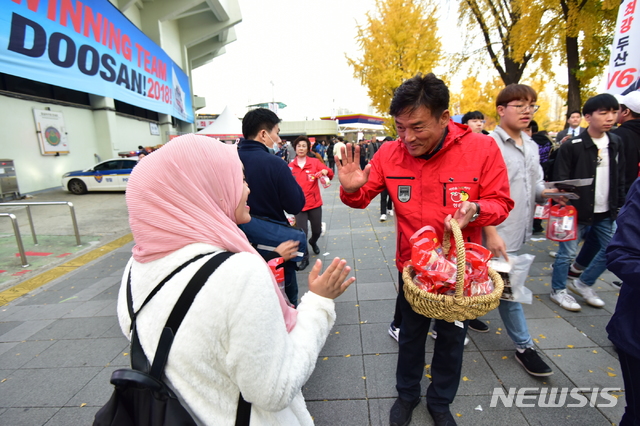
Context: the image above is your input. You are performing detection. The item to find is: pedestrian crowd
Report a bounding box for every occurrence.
[108,76,640,426]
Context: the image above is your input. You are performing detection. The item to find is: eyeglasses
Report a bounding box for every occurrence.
[503,104,540,113]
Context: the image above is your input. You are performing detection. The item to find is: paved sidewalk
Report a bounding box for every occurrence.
[0,182,626,425]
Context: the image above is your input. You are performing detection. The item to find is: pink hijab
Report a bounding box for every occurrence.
[126,134,297,331]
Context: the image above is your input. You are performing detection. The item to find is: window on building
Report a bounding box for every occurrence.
[0,73,91,106]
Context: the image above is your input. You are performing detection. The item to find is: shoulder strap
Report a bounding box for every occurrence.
[126,251,214,328]
[127,251,222,372]
[147,251,234,378]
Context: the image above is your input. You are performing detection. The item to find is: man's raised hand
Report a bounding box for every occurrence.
[336,143,371,193]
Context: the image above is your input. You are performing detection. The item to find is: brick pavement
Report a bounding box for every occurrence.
[0,183,626,425]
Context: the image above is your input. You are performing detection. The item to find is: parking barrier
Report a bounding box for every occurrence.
[0,213,28,267]
[0,202,81,246]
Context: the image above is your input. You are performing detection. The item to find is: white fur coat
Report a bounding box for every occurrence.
[117,243,336,425]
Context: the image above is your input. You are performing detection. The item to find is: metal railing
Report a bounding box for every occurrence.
[0,202,81,246]
[0,213,28,267]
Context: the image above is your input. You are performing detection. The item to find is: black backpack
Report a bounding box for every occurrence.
[93,252,251,426]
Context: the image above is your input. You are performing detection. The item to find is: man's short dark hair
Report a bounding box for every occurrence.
[461,110,484,124]
[496,84,537,107]
[528,119,539,133]
[293,135,310,151]
[566,110,581,119]
[242,108,281,139]
[389,73,449,118]
[582,94,619,116]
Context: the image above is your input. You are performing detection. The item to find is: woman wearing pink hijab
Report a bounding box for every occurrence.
[117,134,354,425]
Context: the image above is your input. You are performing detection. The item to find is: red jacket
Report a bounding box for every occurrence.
[341,121,514,271]
[289,156,334,211]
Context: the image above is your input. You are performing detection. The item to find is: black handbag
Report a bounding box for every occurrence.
[93,252,251,426]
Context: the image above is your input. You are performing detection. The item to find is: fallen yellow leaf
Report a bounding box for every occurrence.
[456,413,462,417]
[498,328,502,331]
[426,374,432,378]
[608,372,617,377]
[539,334,547,339]
[462,376,470,381]
[496,331,501,334]
[335,331,340,334]
[502,356,508,360]
[80,403,87,407]
[362,376,366,380]
[323,357,328,361]
[567,345,574,348]
[608,367,615,371]
[345,354,351,358]
[0,379,6,383]
[588,370,594,373]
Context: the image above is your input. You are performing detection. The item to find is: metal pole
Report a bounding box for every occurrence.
[67,202,82,246]
[25,205,37,245]
[0,213,29,267]
[0,201,82,246]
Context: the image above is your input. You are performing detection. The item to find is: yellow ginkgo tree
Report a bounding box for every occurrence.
[346,0,443,134]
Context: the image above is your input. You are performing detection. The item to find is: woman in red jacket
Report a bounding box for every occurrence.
[289,136,334,270]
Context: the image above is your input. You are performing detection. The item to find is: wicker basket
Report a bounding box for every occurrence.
[402,219,504,322]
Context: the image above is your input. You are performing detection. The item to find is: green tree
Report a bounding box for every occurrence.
[513,0,618,114]
[450,75,502,129]
[459,0,618,116]
[458,0,536,85]
[346,0,443,132]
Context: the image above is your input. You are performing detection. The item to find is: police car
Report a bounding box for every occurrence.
[62,158,138,194]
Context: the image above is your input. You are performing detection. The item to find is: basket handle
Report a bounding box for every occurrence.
[441,218,466,297]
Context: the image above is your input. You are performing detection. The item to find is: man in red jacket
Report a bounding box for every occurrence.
[338,73,513,426]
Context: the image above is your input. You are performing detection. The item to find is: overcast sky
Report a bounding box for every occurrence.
[191,0,464,121]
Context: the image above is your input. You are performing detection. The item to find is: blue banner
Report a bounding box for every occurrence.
[1,0,193,123]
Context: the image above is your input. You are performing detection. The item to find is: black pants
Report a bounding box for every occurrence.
[617,347,640,426]
[380,189,393,215]
[395,271,468,411]
[283,261,298,307]
[328,156,335,173]
[296,207,323,252]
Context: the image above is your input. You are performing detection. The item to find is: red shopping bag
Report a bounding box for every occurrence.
[546,204,578,242]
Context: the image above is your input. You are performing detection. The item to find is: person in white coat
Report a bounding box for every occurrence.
[118,134,355,425]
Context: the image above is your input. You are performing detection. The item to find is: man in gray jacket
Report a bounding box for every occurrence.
[484,84,557,376]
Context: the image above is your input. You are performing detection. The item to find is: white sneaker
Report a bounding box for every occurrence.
[549,251,557,258]
[380,214,387,222]
[550,289,581,311]
[430,330,469,346]
[388,209,394,217]
[388,323,400,342]
[567,279,605,308]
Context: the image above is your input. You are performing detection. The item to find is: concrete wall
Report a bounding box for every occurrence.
[0,94,161,193]
[0,95,100,193]
[161,20,184,68]
[115,115,163,151]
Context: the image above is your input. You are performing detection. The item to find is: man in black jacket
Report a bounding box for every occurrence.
[238,108,306,305]
[613,91,640,194]
[550,94,625,311]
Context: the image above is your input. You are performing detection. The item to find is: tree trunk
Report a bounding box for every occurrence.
[565,35,581,128]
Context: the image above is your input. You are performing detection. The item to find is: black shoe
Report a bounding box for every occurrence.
[611,280,622,289]
[532,228,544,235]
[427,406,457,426]
[297,258,309,271]
[389,397,419,426]
[515,348,553,376]
[310,242,320,255]
[468,318,489,332]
